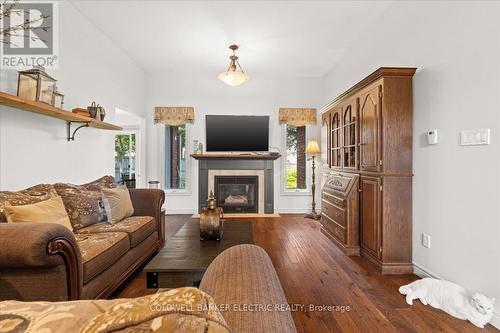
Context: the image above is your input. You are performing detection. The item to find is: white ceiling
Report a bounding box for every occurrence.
[71,1,392,77]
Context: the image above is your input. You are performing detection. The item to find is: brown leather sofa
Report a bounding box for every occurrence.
[0,188,165,301]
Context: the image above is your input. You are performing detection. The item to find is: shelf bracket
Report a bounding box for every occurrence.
[66,121,90,141]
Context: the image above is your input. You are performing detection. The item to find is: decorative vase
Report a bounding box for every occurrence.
[200,190,224,240]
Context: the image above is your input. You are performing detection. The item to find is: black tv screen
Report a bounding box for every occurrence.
[206,115,269,152]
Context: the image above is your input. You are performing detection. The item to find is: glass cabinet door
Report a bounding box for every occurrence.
[341,98,359,169]
[359,85,382,172]
[330,108,342,168]
[321,112,330,167]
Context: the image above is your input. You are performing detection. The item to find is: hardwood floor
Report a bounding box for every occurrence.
[115,214,499,333]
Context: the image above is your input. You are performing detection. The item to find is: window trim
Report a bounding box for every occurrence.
[159,123,192,196]
[280,125,311,196]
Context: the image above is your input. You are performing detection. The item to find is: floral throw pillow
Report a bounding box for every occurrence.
[0,287,231,333]
[81,175,117,192]
[54,176,116,231]
[0,184,57,223]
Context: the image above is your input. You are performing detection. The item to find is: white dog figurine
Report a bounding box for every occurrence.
[399,278,494,329]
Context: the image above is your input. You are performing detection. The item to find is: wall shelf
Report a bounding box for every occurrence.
[0,91,122,140]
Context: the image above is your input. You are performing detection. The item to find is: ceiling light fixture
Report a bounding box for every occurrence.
[218,45,249,86]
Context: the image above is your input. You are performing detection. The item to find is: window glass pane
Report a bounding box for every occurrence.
[285,125,307,190]
[165,125,186,189]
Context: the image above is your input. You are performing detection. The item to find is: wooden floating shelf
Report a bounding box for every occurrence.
[191,153,281,160]
[0,91,122,131]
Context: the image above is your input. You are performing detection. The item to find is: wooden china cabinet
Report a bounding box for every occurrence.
[320,67,416,274]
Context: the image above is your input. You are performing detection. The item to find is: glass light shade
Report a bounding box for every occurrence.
[218,71,250,86]
[306,140,321,154]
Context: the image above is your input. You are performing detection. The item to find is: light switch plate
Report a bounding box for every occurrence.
[460,128,490,146]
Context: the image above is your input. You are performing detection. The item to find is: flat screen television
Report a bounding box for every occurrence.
[206,115,269,152]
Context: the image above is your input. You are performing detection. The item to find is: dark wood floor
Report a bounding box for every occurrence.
[115,215,498,333]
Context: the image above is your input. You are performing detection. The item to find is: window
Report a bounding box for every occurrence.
[285,125,307,190]
[165,125,186,190]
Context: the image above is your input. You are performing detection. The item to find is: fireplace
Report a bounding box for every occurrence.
[194,155,279,214]
[214,176,258,213]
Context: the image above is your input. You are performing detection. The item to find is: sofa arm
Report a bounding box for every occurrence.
[200,244,297,333]
[129,189,166,246]
[0,223,82,300]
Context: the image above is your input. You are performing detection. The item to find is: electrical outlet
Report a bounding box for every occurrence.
[422,233,431,248]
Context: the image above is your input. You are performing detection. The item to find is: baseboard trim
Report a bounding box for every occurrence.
[165,210,196,215]
[412,262,439,279]
[275,208,310,214]
[413,262,500,330]
[492,313,500,331]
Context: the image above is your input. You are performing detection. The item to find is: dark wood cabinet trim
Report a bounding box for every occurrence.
[319,67,416,114]
[326,169,413,178]
[359,176,382,259]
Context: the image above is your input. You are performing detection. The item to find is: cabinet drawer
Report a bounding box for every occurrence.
[322,191,346,207]
[322,200,346,227]
[321,215,346,243]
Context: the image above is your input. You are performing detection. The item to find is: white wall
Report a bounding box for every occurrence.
[146,73,323,214]
[321,1,500,328]
[0,2,146,190]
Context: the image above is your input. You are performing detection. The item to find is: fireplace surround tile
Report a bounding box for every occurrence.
[197,158,275,214]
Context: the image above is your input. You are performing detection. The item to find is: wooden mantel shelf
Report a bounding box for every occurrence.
[0,91,122,131]
[191,153,281,160]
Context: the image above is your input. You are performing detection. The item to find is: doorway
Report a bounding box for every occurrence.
[115,131,139,188]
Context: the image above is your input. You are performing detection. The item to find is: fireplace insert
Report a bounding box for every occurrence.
[214,176,258,213]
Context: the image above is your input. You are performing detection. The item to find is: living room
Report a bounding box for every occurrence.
[0,1,498,332]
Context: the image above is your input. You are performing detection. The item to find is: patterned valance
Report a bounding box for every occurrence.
[154,107,195,126]
[279,108,317,127]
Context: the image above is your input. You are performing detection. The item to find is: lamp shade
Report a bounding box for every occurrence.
[306,140,321,154]
[218,71,250,86]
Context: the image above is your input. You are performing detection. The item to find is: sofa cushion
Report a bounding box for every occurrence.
[101,185,134,224]
[75,231,129,283]
[0,184,57,222]
[4,196,73,231]
[54,176,116,231]
[77,216,156,248]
